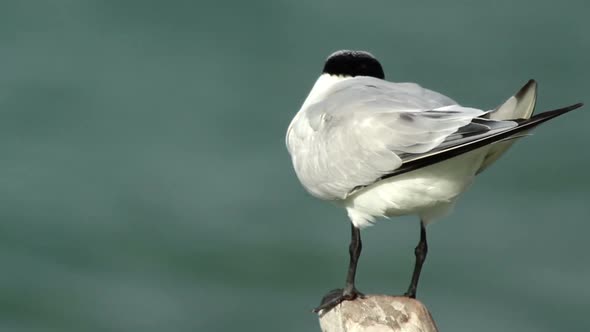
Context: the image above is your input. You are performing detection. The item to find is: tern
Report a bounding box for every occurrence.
[286,50,582,313]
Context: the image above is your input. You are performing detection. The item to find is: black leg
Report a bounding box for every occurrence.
[345,222,362,294]
[404,220,428,299]
[314,223,363,313]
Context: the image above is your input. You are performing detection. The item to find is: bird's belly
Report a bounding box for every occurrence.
[343,148,489,228]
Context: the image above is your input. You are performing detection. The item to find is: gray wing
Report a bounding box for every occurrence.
[286,77,517,200]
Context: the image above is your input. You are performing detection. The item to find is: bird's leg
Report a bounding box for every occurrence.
[344,223,362,296]
[313,223,363,313]
[404,220,428,298]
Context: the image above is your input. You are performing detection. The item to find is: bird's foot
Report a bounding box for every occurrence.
[313,288,364,314]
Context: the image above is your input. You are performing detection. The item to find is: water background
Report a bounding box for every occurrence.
[0,1,589,331]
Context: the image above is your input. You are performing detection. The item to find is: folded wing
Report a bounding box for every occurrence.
[287,78,518,200]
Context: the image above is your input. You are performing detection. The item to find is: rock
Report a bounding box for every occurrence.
[318,295,438,332]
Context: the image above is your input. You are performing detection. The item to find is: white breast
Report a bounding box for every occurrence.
[343,147,491,228]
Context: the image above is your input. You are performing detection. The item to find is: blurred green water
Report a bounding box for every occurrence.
[0,1,588,331]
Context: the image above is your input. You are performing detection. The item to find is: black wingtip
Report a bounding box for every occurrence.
[544,102,583,116]
[374,101,584,183]
[567,102,583,108]
[517,102,582,126]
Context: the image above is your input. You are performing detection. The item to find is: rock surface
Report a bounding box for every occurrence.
[318,295,438,332]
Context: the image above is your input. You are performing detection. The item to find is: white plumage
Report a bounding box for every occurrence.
[287,73,527,228]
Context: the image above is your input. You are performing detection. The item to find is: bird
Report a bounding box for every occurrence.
[285,50,583,313]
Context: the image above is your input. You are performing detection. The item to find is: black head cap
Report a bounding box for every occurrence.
[322,50,385,79]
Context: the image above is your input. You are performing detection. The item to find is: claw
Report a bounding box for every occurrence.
[313,288,364,314]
